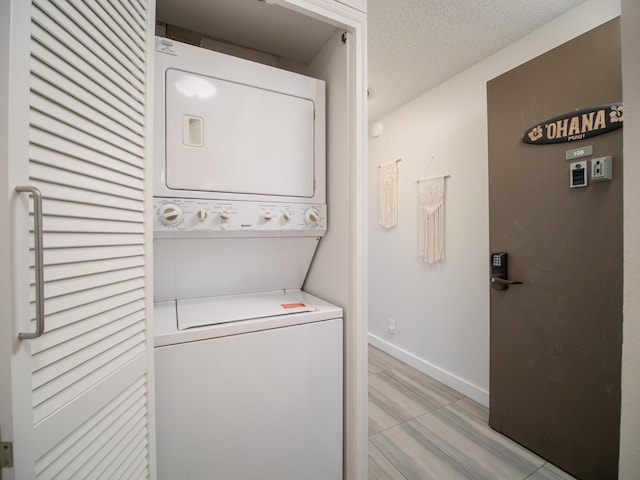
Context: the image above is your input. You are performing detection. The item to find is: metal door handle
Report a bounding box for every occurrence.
[15,186,45,340]
[491,277,523,285]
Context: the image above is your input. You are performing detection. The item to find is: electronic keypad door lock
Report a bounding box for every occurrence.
[491,252,523,291]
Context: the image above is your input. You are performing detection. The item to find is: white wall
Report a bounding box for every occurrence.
[619,0,640,477]
[367,0,621,407]
[304,31,350,307]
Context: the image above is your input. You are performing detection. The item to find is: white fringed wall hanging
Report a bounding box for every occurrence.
[417,158,449,263]
[378,158,401,228]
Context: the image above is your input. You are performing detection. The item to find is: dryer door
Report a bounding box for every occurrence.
[164,69,316,198]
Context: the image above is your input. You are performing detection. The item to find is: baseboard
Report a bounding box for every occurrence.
[368,334,490,407]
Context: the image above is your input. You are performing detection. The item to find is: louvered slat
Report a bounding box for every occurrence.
[103,429,148,478]
[35,378,147,477]
[31,95,145,158]
[31,4,144,97]
[39,200,144,224]
[29,25,144,118]
[32,311,145,385]
[49,0,145,72]
[27,0,150,475]
[33,334,146,422]
[38,267,145,301]
[30,58,145,137]
[67,423,147,479]
[30,298,145,353]
[30,75,144,146]
[30,294,145,348]
[34,256,145,283]
[128,0,147,23]
[120,0,147,33]
[32,321,145,393]
[30,143,144,188]
[128,458,149,480]
[92,0,146,50]
[41,245,145,265]
[34,0,145,84]
[31,110,144,168]
[30,41,143,127]
[29,28,144,121]
[40,217,144,234]
[30,130,144,179]
[78,0,146,64]
[69,411,147,479]
[30,278,145,318]
[90,429,147,479]
[30,181,143,212]
[36,233,144,249]
[30,163,143,202]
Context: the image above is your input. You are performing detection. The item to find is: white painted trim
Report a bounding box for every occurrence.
[2,0,40,476]
[620,0,640,477]
[267,3,369,479]
[368,334,490,407]
[144,2,157,479]
[348,20,369,480]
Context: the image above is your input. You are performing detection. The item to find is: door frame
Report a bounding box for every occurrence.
[1,0,39,475]
[487,18,623,479]
[0,1,158,477]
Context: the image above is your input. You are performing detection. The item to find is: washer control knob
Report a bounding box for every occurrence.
[304,208,320,226]
[197,209,208,221]
[219,209,231,220]
[282,209,293,221]
[159,203,183,226]
[263,210,273,221]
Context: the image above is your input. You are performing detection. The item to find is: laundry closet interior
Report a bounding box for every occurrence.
[150,0,366,478]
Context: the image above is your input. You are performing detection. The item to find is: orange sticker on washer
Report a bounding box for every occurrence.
[281,303,306,309]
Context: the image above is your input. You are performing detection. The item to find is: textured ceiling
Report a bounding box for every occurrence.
[367,0,588,122]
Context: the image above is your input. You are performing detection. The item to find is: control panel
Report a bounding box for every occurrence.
[153,198,327,238]
[569,160,588,188]
[591,156,613,182]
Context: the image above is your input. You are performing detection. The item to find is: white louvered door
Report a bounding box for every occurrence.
[1,0,155,478]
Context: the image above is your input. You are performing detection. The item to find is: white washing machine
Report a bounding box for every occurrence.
[154,290,343,480]
[152,38,342,480]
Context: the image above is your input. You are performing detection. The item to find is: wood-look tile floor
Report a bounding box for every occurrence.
[368,345,577,480]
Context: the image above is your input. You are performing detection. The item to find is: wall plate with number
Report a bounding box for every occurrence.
[566,145,593,160]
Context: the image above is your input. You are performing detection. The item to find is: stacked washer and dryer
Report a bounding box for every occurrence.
[152,38,343,479]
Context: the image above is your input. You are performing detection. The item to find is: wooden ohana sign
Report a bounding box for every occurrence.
[522,103,623,144]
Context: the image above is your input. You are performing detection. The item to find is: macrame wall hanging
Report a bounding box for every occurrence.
[417,157,449,263]
[378,158,401,228]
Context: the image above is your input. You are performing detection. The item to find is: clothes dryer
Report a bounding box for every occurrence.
[152,38,342,479]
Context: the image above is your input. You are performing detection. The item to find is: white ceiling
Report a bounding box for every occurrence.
[367,0,588,121]
[155,0,588,122]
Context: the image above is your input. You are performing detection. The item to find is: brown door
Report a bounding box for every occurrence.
[487,19,622,480]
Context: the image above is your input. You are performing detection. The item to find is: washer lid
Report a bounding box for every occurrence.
[177,290,315,330]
